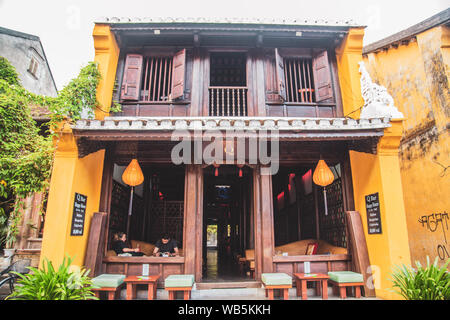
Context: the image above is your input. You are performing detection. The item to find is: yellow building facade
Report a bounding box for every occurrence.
[40,19,413,300]
[363,10,449,269]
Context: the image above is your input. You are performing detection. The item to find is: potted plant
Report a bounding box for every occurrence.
[390,256,450,300]
[7,255,98,300]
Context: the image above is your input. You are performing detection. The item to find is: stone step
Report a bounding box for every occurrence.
[196,281,262,290]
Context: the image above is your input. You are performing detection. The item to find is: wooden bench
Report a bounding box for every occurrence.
[261,273,292,300]
[164,274,195,300]
[328,271,364,299]
[91,274,126,300]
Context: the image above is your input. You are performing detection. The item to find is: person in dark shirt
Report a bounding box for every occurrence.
[112,232,144,256]
[153,233,179,257]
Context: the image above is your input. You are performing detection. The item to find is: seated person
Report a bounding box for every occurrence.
[153,233,179,257]
[112,232,144,256]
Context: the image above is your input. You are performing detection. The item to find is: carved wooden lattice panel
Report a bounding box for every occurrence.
[148,201,184,246]
[109,180,144,242]
[318,178,347,248]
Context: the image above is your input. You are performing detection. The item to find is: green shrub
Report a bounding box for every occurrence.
[7,255,98,300]
[390,256,450,300]
[0,56,21,86]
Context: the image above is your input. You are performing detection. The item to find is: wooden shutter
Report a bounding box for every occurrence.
[121,54,143,101]
[312,50,333,102]
[275,48,287,101]
[170,49,186,100]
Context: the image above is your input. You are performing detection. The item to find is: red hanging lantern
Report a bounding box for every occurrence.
[313,159,335,216]
[213,162,220,177]
[237,164,244,178]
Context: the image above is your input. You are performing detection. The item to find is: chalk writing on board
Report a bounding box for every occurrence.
[365,193,382,234]
[71,193,87,236]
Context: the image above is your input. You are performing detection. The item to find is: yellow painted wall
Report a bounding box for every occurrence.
[349,121,412,300]
[40,25,119,269]
[363,25,450,268]
[335,27,365,118]
[92,24,120,120]
[40,125,105,268]
[337,29,412,299]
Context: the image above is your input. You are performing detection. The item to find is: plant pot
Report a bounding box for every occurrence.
[3,248,15,258]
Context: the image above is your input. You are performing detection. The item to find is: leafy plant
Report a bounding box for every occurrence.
[390,256,450,300]
[0,57,113,249]
[0,56,21,86]
[6,255,98,300]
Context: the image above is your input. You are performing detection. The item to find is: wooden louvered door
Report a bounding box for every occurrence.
[121,54,143,101]
[170,49,186,100]
[312,50,333,102]
[274,48,287,102]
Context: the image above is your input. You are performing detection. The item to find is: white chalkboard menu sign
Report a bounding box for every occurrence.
[70,193,87,236]
[365,192,382,234]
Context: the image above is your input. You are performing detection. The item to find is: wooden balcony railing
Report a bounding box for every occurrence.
[209,86,248,117]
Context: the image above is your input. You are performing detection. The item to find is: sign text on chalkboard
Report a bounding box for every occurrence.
[71,193,87,236]
[365,192,382,234]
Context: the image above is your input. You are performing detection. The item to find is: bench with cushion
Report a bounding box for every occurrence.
[328,271,364,299]
[106,240,184,257]
[91,274,126,300]
[164,274,195,300]
[261,273,292,300]
[243,239,348,277]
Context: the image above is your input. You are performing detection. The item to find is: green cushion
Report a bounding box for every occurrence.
[165,274,195,288]
[92,274,125,288]
[328,271,363,283]
[261,273,292,286]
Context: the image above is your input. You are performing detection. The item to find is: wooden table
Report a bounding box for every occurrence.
[294,273,329,300]
[124,275,160,300]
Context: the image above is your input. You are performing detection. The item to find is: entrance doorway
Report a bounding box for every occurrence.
[202,165,252,281]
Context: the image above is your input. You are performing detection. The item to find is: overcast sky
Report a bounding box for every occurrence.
[0,0,448,91]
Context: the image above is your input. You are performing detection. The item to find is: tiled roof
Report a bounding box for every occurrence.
[363,8,450,54]
[0,26,40,41]
[96,16,364,28]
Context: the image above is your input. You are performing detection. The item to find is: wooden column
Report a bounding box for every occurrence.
[248,48,266,117]
[190,48,203,116]
[183,165,203,281]
[99,144,114,259]
[253,166,275,279]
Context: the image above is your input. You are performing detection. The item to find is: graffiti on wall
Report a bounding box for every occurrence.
[418,212,449,260]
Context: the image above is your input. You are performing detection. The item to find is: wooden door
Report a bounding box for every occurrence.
[121,54,143,101]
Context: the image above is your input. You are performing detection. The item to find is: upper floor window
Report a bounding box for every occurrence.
[283,57,315,103]
[28,56,39,78]
[274,49,334,104]
[141,56,173,102]
[120,49,185,102]
[209,52,248,117]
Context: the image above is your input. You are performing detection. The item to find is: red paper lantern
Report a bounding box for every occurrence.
[213,163,220,177]
[237,164,244,178]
